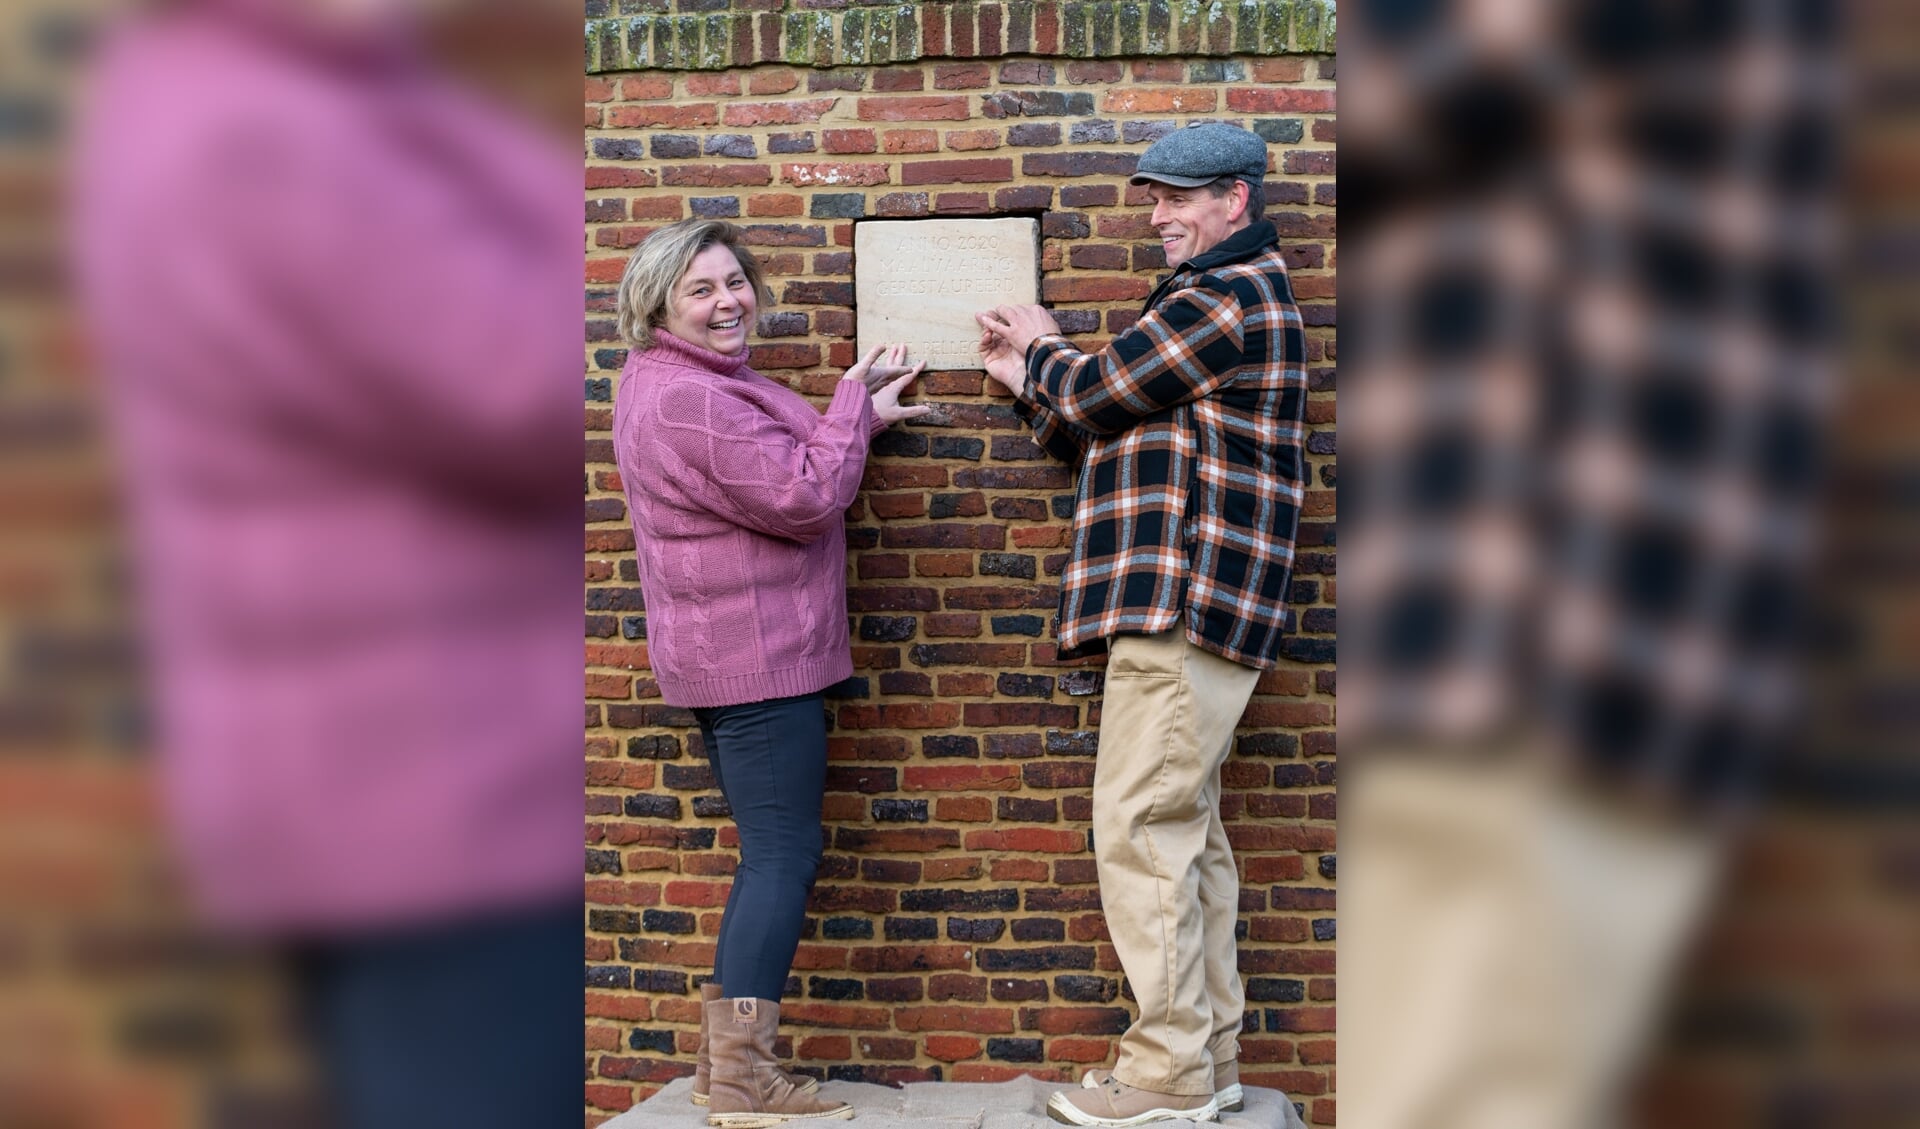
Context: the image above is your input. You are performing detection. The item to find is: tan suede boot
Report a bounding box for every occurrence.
[705,998,852,1127]
[693,983,819,1106]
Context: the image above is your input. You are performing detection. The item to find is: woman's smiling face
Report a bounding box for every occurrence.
[664,243,757,356]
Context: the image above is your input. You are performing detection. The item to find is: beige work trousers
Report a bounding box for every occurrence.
[1342,753,1724,1129]
[1094,628,1261,1097]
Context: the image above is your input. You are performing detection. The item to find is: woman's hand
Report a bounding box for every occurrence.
[869,365,932,426]
[845,343,931,426]
[843,343,918,396]
[976,321,1027,398]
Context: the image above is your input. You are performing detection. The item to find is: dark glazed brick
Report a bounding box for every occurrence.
[821,918,875,940]
[980,554,1037,579]
[860,616,918,642]
[902,888,1018,913]
[1008,122,1062,146]
[995,673,1054,698]
[990,978,1050,1002]
[634,969,689,993]
[986,1038,1045,1063]
[947,917,1008,942]
[809,976,866,1000]
[769,132,818,153]
[1313,918,1336,942]
[884,917,939,940]
[625,734,681,759]
[691,796,732,818]
[643,909,696,934]
[871,798,930,823]
[990,614,1046,636]
[997,796,1057,822]
[930,436,986,460]
[624,794,681,819]
[1247,978,1306,1002]
[1319,854,1337,879]
[586,849,622,875]
[977,946,1094,971]
[1055,975,1119,1002]
[1010,918,1065,942]
[662,763,714,789]
[629,1029,675,1053]
[811,193,866,218]
[872,430,929,457]
[586,965,630,989]
[1069,119,1118,144]
[922,735,980,758]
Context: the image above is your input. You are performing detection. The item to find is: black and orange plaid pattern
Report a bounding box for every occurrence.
[1013,219,1309,671]
[1340,0,1837,804]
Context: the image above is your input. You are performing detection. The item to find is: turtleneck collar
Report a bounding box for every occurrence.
[647,329,755,377]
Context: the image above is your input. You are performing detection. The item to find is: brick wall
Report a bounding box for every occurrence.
[582,2,1338,1124]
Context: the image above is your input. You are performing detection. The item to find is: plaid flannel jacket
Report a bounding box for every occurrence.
[1013,220,1308,670]
[1341,7,1833,804]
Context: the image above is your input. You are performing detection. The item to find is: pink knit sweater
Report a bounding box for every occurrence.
[615,331,881,707]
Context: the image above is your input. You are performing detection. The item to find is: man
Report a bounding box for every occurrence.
[976,122,1308,1127]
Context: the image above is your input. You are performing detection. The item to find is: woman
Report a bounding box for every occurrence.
[613,219,927,1126]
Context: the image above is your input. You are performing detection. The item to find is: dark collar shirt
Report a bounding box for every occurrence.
[1013,219,1309,671]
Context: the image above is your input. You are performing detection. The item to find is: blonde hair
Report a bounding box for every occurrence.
[616,219,772,350]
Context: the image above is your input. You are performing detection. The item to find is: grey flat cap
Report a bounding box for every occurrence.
[1129,122,1269,188]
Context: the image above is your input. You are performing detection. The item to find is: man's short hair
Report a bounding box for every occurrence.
[1201,175,1266,223]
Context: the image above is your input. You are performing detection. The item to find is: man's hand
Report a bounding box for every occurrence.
[977,323,1027,397]
[975,304,1060,359]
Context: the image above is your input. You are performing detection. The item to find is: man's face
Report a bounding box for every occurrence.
[1147,180,1249,266]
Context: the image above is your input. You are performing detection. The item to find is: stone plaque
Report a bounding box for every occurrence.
[855,218,1039,371]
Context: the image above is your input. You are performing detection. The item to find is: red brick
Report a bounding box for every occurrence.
[1227,87,1336,114]
[902,764,1022,791]
[660,165,774,188]
[874,66,928,92]
[944,129,1004,152]
[1050,1037,1113,1062]
[934,63,993,89]
[584,1084,635,1112]
[782,1003,892,1029]
[884,129,940,154]
[1130,59,1182,81]
[798,1035,852,1060]
[936,795,995,822]
[1112,87,1215,113]
[823,128,879,153]
[747,193,804,217]
[687,72,741,96]
[782,163,891,187]
[895,1007,1016,1034]
[606,103,718,128]
[1250,58,1308,82]
[1041,276,1153,303]
[723,99,839,126]
[963,828,1085,853]
[618,74,674,100]
[925,1035,983,1062]
[750,69,801,95]
[857,96,971,122]
[901,159,1015,185]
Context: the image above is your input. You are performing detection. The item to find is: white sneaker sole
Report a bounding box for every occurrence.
[1079,1072,1241,1116]
[1048,1090,1220,1126]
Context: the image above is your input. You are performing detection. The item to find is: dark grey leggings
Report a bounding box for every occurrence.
[693,692,828,1003]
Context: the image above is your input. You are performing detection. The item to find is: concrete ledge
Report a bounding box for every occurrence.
[607,1076,1307,1129]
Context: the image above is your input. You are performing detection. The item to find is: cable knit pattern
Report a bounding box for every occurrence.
[614,330,876,707]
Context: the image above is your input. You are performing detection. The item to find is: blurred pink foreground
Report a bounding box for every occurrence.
[71,0,581,933]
